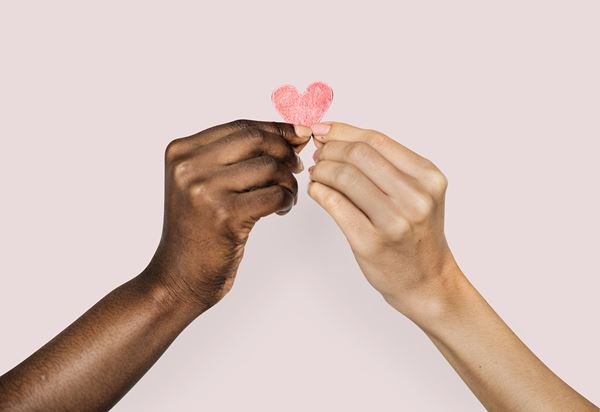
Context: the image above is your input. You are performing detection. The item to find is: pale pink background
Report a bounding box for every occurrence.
[0,1,598,411]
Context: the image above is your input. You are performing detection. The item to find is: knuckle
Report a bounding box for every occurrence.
[245,127,266,143]
[187,182,236,231]
[364,130,387,149]
[386,215,412,239]
[276,169,298,197]
[308,182,341,210]
[258,155,279,173]
[172,159,193,187]
[334,164,358,187]
[347,142,370,162]
[272,186,289,203]
[188,181,211,204]
[286,174,299,194]
[269,121,287,137]
[165,138,185,162]
[322,189,344,210]
[263,186,291,211]
[412,192,435,222]
[423,162,448,195]
[285,147,298,167]
[230,118,254,130]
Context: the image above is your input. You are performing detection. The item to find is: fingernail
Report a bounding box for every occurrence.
[312,149,320,162]
[312,137,324,149]
[313,134,326,143]
[295,153,305,172]
[294,124,312,138]
[308,165,315,174]
[311,123,331,136]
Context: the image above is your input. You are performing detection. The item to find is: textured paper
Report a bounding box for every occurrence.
[271,82,333,126]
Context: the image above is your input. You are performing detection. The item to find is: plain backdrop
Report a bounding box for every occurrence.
[0,1,598,411]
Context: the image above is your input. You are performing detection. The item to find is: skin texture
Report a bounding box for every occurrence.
[308,121,598,412]
[0,119,312,412]
[0,119,596,411]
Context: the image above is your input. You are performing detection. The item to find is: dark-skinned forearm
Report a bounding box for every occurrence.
[0,271,203,412]
[0,120,310,411]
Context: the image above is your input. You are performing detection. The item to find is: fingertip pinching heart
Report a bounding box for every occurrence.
[272,82,333,127]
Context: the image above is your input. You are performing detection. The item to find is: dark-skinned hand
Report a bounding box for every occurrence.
[144,119,312,312]
[0,119,312,412]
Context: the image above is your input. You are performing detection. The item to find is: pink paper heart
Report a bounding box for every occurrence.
[271,82,334,127]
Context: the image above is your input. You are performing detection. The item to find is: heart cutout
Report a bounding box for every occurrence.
[271,82,333,127]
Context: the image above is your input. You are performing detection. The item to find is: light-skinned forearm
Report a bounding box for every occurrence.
[306,121,597,411]
[411,266,598,412]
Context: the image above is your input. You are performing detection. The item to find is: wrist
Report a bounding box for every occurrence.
[384,258,476,331]
[135,268,211,322]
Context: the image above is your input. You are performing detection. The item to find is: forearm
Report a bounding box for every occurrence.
[0,120,307,412]
[412,267,597,411]
[0,271,201,412]
[305,121,596,410]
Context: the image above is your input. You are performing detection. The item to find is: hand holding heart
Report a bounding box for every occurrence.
[270,83,456,318]
[307,122,458,321]
[303,122,600,412]
[3,85,594,412]
[149,75,456,319]
[146,120,311,311]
